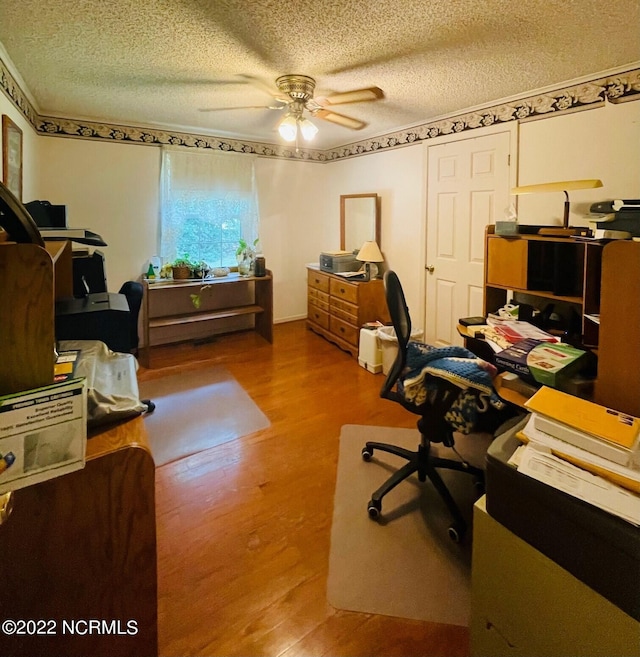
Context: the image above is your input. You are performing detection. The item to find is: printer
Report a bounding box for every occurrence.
[319,251,361,274]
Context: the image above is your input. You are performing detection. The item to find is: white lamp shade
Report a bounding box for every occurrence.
[356,241,384,262]
[299,117,318,141]
[278,115,297,142]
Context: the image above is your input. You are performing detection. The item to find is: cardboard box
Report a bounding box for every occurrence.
[0,379,87,493]
[526,341,588,388]
[495,339,588,388]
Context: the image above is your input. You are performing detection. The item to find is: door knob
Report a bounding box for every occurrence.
[426,265,435,273]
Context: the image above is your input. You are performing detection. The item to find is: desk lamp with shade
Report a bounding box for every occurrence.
[511,178,603,236]
[356,241,384,280]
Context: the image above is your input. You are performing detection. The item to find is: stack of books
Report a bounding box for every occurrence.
[514,386,640,524]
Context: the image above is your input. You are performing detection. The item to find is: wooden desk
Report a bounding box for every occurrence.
[0,416,158,657]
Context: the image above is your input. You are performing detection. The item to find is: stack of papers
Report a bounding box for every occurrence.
[515,387,640,524]
[487,319,559,344]
[525,386,640,468]
[510,442,640,525]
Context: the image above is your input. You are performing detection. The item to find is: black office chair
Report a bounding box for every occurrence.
[118,281,155,414]
[118,281,143,355]
[362,271,501,542]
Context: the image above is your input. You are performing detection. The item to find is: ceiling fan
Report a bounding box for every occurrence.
[200,74,384,143]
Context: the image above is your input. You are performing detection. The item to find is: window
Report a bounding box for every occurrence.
[160,147,259,267]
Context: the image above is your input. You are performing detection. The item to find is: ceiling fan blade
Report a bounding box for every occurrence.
[237,74,289,102]
[318,87,384,106]
[198,104,285,112]
[314,109,366,130]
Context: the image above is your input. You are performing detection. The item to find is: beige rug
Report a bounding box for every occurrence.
[328,424,492,627]
[138,367,270,466]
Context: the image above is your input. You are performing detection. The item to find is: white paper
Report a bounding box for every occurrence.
[516,443,640,525]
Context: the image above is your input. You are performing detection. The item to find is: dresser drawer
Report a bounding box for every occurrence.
[330,278,358,304]
[309,286,329,307]
[308,270,330,293]
[330,316,359,346]
[308,303,329,329]
[331,297,358,324]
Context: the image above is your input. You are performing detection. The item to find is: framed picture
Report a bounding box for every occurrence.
[2,115,23,201]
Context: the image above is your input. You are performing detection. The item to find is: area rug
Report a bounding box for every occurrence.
[328,424,492,627]
[138,367,270,466]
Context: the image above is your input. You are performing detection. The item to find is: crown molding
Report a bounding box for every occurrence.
[1,55,638,163]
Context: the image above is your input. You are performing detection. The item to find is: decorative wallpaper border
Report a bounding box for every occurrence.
[1,55,638,163]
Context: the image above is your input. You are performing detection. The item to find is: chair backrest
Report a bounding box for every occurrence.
[380,270,412,399]
[118,281,143,352]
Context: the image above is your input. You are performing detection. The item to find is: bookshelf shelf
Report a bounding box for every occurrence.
[483,226,603,348]
[142,272,272,365]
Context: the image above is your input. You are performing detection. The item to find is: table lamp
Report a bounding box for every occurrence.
[356,241,384,280]
[511,179,603,236]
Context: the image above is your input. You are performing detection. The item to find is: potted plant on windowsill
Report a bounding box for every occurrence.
[170,254,195,280]
[236,238,259,277]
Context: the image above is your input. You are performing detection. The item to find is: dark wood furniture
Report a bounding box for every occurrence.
[0,240,72,396]
[306,266,389,357]
[143,271,273,365]
[0,238,158,657]
[594,240,640,416]
[483,225,602,348]
[0,418,158,657]
[483,228,640,416]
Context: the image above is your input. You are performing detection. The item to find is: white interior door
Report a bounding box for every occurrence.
[425,130,512,346]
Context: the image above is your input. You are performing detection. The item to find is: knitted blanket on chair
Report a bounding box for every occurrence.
[399,342,505,434]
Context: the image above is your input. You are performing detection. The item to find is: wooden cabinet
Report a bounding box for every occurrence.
[0,418,158,657]
[484,228,640,416]
[143,272,273,364]
[0,240,73,396]
[483,226,602,347]
[0,239,158,656]
[594,240,640,416]
[306,267,389,357]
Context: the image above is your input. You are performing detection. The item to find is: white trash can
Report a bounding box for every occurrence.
[358,328,383,373]
[376,326,424,375]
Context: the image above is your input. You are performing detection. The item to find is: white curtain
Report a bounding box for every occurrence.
[160,147,260,267]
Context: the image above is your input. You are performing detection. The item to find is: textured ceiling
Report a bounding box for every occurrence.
[0,0,639,150]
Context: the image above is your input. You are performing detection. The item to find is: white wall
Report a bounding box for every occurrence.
[324,145,426,323]
[255,157,328,322]
[516,101,640,225]
[36,137,160,289]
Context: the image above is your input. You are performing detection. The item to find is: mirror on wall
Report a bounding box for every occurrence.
[340,194,380,253]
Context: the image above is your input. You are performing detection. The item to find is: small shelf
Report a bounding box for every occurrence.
[486,283,582,305]
[149,305,264,329]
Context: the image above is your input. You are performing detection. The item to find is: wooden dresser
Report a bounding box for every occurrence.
[306,266,389,357]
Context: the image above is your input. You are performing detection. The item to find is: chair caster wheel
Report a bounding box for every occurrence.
[367,499,381,520]
[142,399,155,414]
[447,522,465,543]
[362,447,373,461]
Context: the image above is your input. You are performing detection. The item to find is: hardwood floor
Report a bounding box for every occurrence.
[138,321,470,657]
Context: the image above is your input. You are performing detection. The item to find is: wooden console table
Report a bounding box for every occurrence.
[143,271,273,363]
[0,416,158,657]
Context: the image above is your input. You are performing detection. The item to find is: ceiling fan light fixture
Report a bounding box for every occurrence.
[278,114,298,142]
[299,117,318,141]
